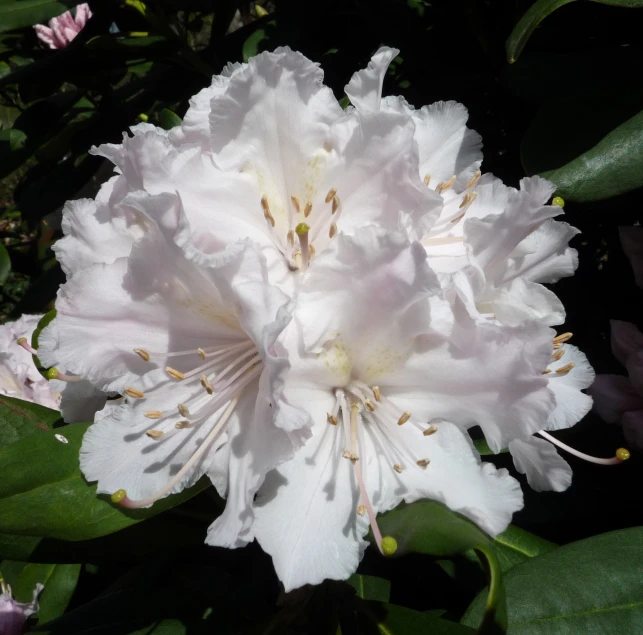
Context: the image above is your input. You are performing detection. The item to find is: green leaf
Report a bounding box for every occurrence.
[492,525,556,571]
[0,0,79,34]
[242,28,268,62]
[539,109,643,201]
[473,438,509,455]
[158,108,182,131]
[347,574,391,602]
[462,527,643,633]
[0,242,10,285]
[0,396,62,451]
[7,562,80,623]
[31,310,56,372]
[372,501,507,634]
[506,0,643,63]
[355,600,476,635]
[0,424,211,540]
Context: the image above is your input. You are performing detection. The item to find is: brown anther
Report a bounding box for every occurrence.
[197,348,206,360]
[332,195,339,214]
[556,362,576,375]
[372,386,381,402]
[304,202,313,218]
[134,348,150,362]
[325,187,337,204]
[552,349,565,361]
[309,244,316,258]
[166,366,185,381]
[397,411,411,426]
[287,230,295,245]
[393,464,404,473]
[350,453,359,462]
[175,421,190,429]
[327,413,339,426]
[416,458,430,468]
[553,332,573,344]
[146,430,164,439]
[357,504,367,516]
[423,424,438,436]
[466,170,481,189]
[542,369,551,375]
[343,450,352,459]
[264,210,276,227]
[436,175,457,194]
[365,399,376,412]
[200,375,213,395]
[451,213,466,223]
[260,195,270,213]
[125,387,144,399]
[553,342,562,349]
[423,173,431,186]
[329,222,338,239]
[178,403,190,417]
[144,410,163,419]
[459,191,477,209]
[291,195,301,213]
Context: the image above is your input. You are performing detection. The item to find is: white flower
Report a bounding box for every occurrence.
[39,192,311,547]
[0,579,43,635]
[0,314,60,410]
[90,47,441,291]
[251,226,557,590]
[346,47,606,490]
[346,46,579,329]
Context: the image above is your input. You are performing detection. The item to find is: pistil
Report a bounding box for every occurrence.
[538,430,630,466]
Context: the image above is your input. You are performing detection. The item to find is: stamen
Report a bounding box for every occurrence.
[175,421,190,429]
[556,362,575,375]
[329,222,338,239]
[144,410,163,419]
[393,464,404,473]
[423,424,438,436]
[309,244,316,258]
[552,349,565,361]
[372,386,381,402]
[166,367,185,380]
[538,430,630,466]
[332,195,339,214]
[451,213,465,223]
[197,348,206,360]
[365,399,376,412]
[553,332,573,344]
[542,369,551,374]
[325,187,337,203]
[304,202,313,218]
[17,337,37,355]
[436,175,457,194]
[134,348,150,362]
[422,236,465,247]
[291,195,301,214]
[327,413,338,425]
[416,458,430,467]
[146,430,164,439]
[459,191,477,209]
[350,404,359,461]
[423,174,431,186]
[466,170,481,189]
[357,504,367,516]
[261,196,275,227]
[114,394,242,509]
[295,222,310,271]
[125,387,145,399]
[397,411,411,426]
[287,230,295,246]
[178,403,190,417]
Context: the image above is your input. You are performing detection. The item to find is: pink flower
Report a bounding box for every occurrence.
[33,3,92,50]
[0,579,43,635]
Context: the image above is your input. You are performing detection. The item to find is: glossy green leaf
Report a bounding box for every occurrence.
[473,438,509,455]
[462,527,643,633]
[243,28,268,62]
[539,109,643,201]
[0,0,79,34]
[31,310,56,372]
[0,395,62,451]
[158,108,182,131]
[356,600,476,635]
[493,525,556,571]
[347,574,391,602]
[0,424,211,540]
[506,0,643,63]
[0,242,10,285]
[372,501,507,634]
[7,562,80,623]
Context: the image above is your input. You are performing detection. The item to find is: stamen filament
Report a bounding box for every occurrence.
[538,430,629,465]
[115,393,242,509]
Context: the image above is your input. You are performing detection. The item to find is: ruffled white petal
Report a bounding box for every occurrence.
[509,437,572,492]
[345,46,399,113]
[490,278,565,327]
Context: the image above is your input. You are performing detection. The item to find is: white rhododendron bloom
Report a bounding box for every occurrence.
[0,314,60,410]
[252,227,558,589]
[39,192,311,547]
[345,46,616,490]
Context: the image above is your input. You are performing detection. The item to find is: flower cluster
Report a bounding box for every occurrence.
[35,46,614,590]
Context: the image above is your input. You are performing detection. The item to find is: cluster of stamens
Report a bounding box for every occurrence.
[260,186,341,270]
